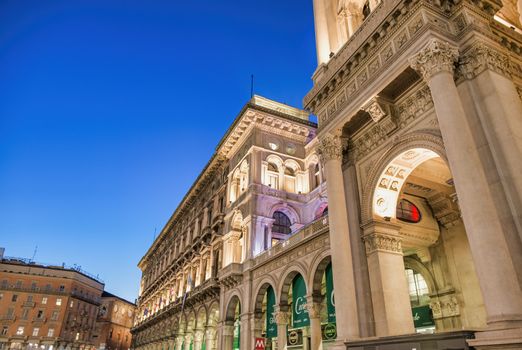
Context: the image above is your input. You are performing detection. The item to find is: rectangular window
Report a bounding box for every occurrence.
[31,282,37,290]
[45,284,51,291]
[75,333,80,341]
[15,281,22,288]
[1,326,7,335]
[32,328,39,336]
[6,308,14,317]
[27,295,33,302]
[0,293,3,300]
[69,301,74,308]
[56,298,62,306]
[51,311,59,320]
[59,285,65,292]
[21,309,29,320]
[37,310,44,319]
[11,294,18,302]
[16,326,24,335]
[47,328,54,337]
[41,297,48,305]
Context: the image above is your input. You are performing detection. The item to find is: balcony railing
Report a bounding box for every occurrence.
[253,215,329,267]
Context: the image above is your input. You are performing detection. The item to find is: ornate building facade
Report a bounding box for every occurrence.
[132,1,522,349]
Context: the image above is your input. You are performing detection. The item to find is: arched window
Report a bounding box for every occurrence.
[321,206,328,217]
[284,166,297,193]
[272,211,291,235]
[396,199,421,223]
[405,268,430,307]
[267,162,279,189]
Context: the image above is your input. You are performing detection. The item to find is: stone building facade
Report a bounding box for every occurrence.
[93,292,135,350]
[132,1,522,349]
[0,253,104,350]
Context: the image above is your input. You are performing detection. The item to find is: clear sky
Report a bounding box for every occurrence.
[0,0,316,302]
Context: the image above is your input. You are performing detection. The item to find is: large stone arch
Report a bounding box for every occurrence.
[195,304,208,330]
[268,202,301,226]
[252,276,278,314]
[309,249,332,298]
[361,131,447,224]
[277,261,309,308]
[404,256,437,293]
[224,292,243,323]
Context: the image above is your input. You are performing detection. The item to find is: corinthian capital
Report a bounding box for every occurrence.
[459,42,511,80]
[318,132,343,163]
[409,39,459,81]
[305,302,322,319]
[273,310,289,325]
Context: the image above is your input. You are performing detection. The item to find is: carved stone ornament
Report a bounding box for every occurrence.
[305,302,322,319]
[363,97,389,122]
[318,132,343,163]
[273,311,290,325]
[363,232,402,254]
[458,42,512,80]
[409,39,459,82]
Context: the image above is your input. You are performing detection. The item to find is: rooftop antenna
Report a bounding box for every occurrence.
[250,74,254,99]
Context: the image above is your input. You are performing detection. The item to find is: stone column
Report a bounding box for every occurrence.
[221,324,234,350]
[183,334,191,350]
[410,39,522,328]
[175,336,184,350]
[362,221,414,336]
[274,309,289,350]
[193,330,204,350]
[167,338,175,350]
[313,0,331,65]
[205,327,217,350]
[306,300,323,350]
[240,313,251,350]
[318,132,360,342]
[459,42,522,247]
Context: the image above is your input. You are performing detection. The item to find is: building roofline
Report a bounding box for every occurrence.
[102,290,136,306]
[137,96,315,269]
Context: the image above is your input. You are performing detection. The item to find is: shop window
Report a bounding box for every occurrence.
[396,199,421,223]
[405,269,430,307]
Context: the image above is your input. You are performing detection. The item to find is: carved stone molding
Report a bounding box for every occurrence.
[409,39,459,82]
[363,232,402,254]
[318,132,344,163]
[362,96,397,123]
[430,295,460,319]
[458,42,512,80]
[273,311,290,325]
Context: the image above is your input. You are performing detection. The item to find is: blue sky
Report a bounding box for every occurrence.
[0,1,316,301]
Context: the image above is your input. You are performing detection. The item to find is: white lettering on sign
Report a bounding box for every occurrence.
[331,290,335,307]
[295,296,307,315]
[413,312,420,321]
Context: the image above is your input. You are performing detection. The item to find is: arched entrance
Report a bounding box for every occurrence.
[279,270,310,350]
[311,255,337,348]
[252,282,277,349]
[224,296,241,350]
[366,146,485,336]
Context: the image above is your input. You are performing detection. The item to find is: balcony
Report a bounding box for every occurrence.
[218,263,243,288]
[253,215,329,268]
[23,301,36,308]
[32,317,47,323]
[0,315,16,322]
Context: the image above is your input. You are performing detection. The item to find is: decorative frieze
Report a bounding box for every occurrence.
[409,39,459,82]
[273,311,290,325]
[363,232,402,254]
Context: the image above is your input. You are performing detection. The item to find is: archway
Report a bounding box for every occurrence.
[279,269,310,349]
[252,282,278,349]
[311,255,337,347]
[224,295,241,350]
[367,147,485,335]
[204,303,219,350]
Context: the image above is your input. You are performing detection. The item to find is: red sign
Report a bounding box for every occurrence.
[254,337,265,350]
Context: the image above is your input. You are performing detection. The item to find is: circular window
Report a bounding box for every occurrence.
[286,143,296,155]
[396,199,421,223]
[268,141,279,151]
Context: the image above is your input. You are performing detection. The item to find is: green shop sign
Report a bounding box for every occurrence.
[321,323,337,341]
[266,286,278,338]
[412,305,435,328]
[326,263,336,323]
[292,274,310,328]
[233,319,240,350]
